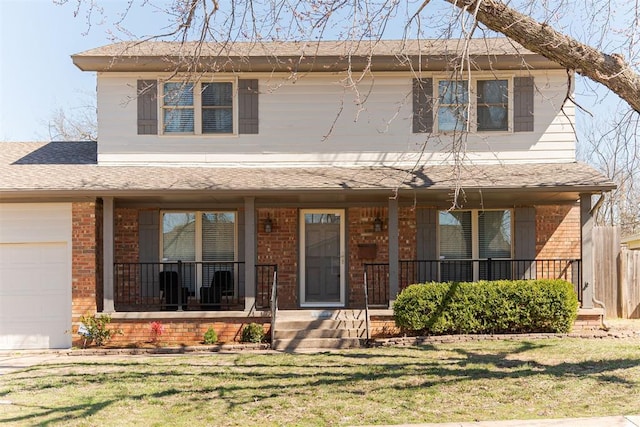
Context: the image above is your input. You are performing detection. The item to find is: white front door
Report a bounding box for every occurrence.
[300,210,345,307]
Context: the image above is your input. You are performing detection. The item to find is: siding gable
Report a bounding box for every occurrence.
[238,79,259,134]
[514,76,534,132]
[137,80,158,135]
[412,78,433,133]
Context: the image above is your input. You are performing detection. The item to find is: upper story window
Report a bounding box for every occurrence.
[437,80,469,132]
[477,80,508,131]
[413,76,532,134]
[162,81,234,134]
[137,79,259,136]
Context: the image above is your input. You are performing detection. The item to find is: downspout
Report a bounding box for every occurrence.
[589,192,609,330]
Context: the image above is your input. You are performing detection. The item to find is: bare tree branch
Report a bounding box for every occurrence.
[444,0,640,113]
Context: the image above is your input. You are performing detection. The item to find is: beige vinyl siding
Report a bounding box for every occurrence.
[96,70,575,165]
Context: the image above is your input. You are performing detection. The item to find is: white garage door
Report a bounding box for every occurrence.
[0,204,72,350]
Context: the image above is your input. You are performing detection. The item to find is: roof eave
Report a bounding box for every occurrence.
[71,53,564,73]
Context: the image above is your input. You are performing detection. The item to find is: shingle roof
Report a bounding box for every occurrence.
[72,38,561,72]
[0,142,615,196]
[74,38,531,59]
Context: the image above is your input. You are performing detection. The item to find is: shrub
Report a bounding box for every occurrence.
[393,279,578,335]
[241,323,265,343]
[78,314,121,347]
[203,327,218,345]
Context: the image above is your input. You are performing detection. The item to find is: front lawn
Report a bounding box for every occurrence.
[1,338,639,426]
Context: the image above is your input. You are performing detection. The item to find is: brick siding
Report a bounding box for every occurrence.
[535,204,581,259]
[257,208,298,309]
[107,318,271,346]
[71,201,101,345]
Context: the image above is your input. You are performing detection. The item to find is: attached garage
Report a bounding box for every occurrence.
[0,203,72,349]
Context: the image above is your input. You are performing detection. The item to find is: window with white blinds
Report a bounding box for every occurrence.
[439,210,512,259]
[162,212,196,261]
[202,213,236,261]
[161,81,234,134]
[478,210,512,259]
[163,83,195,133]
[439,209,513,281]
[161,211,236,262]
[438,211,472,259]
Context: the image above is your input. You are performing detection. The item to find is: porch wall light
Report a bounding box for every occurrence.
[264,217,273,233]
[373,216,383,232]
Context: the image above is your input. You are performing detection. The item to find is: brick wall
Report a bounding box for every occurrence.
[115,208,139,263]
[348,207,389,307]
[108,318,271,346]
[257,208,298,309]
[536,204,581,259]
[71,201,100,329]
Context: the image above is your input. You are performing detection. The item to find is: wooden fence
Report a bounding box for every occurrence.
[593,226,640,318]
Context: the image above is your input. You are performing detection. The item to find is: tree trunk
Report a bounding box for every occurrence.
[444,0,640,113]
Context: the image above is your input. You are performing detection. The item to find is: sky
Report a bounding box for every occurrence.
[0,0,171,141]
[0,0,628,142]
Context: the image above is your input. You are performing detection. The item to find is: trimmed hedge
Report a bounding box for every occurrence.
[393,279,578,335]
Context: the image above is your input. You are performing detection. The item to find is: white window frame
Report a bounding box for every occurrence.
[159,210,238,296]
[433,75,514,134]
[159,78,238,136]
[437,209,514,281]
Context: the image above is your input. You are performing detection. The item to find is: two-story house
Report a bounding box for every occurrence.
[0,38,615,350]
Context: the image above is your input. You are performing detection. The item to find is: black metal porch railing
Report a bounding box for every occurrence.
[113,261,277,312]
[364,259,583,307]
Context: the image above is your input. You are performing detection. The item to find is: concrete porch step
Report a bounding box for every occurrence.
[275,319,365,330]
[275,309,366,321]
[271,337,363,351]
[274,327,365,340]
[271,310,368,351]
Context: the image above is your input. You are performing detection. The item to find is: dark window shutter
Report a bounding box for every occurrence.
[238,79,259,134]
[137,80,158,135]
[514,77,534,132]
[514,207,536,279]
[138,210,160,298]
[412,78,433,133]
[416,207,438,282]
[139,210,159,262]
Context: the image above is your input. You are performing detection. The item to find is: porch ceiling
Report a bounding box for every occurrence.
[0,142,615,206]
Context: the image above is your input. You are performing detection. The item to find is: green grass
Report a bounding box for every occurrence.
[1,339,640,426]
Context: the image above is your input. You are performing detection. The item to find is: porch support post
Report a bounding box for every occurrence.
[102,196,115,313]
[580,194,594,309]
[388,197,399,307]
[244,197,256,311]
